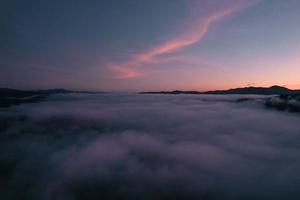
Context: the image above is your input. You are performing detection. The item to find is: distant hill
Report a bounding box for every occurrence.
[141,86,300,95]
[0,88,102,108]
[0,88,71,98]
[0,88,72,108]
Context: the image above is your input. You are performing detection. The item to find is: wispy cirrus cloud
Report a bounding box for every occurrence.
[107,1,261,79]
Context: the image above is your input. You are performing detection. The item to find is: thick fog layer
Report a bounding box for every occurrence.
[0,93,300,200]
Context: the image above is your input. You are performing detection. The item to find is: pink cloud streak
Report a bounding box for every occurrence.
[107,1,260,79]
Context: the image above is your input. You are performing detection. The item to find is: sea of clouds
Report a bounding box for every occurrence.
[0,93,300,200]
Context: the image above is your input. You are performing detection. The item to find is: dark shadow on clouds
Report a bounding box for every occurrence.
[0,93,300,200]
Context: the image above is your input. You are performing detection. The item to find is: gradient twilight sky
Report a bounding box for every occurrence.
[1,0,300,91]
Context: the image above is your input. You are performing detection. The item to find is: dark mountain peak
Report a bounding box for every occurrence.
[204,85,298,95]
[269,85,289,90]
[270,85,284,88]
[141,85,300,95]
[0,88,101,108]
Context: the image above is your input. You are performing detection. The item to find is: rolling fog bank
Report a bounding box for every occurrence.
[0,93,300,200]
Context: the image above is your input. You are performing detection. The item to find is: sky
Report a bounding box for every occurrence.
[1,0,300,91]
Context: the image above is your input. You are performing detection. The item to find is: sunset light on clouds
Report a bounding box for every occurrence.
[1,0,300,91]
[2,1,300,200]
[107,1,261,79]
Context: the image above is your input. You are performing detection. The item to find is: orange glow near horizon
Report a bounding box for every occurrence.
[100,0,300,92]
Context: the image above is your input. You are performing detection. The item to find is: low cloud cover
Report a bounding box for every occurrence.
[1,93,300,200]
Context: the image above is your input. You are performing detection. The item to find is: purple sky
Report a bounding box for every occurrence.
[1,0,300,91]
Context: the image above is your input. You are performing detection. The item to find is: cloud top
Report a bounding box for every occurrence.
[0,93,300,200]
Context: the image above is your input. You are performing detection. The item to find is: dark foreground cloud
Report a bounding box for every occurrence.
[0,93,300,200]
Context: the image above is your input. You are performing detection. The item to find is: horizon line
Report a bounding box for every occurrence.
[1,84,300,94]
